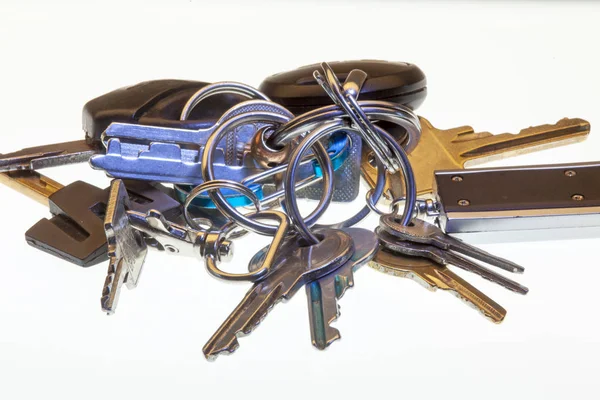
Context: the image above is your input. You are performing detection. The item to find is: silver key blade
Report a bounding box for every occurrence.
[376,229,529,295]
[101,180,148,314]
[100,257,128,315]
[306,228,378,350]
[0,140,98,172]
[203,229,354,360]
[380,214,525,274]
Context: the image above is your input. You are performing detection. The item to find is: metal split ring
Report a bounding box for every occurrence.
[200,110,335,236]
[180,81,270,120]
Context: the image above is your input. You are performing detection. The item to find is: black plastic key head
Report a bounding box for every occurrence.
[25,180,181,267]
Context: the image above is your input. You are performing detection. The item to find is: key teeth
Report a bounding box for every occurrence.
[101,256,123,315]
[203,291,284,360]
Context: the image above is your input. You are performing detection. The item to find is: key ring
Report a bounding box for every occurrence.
[200,111,335,236]
[267,101,421,155]
[314,62,402,173]
[204,210,290,282]
[284,122,417,244]
[183,179,262,232]
[180,81,270,120]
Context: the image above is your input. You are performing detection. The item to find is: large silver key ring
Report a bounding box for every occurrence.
[180,81,270,120]
[284,122,417,244]
[200,111,335,236]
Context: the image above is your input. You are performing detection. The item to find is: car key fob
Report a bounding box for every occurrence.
[83,79,251,143]
[258,60,427,114]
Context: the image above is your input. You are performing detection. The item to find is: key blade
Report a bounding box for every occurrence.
[434,231,525,274]
[441,250,529,295]
[379,215,525,274]
[0,140,98,172]
[100,256,128,315]
[376,228,528,295]
[0,170,63,206]
[306,228,378,350]
[370,250,507,323]
[458,118,591,164]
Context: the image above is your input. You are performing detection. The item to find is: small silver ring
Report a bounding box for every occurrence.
[183,179,262,232]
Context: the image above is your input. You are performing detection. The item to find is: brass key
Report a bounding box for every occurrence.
[362,117,590,199]
[370,247,506,323]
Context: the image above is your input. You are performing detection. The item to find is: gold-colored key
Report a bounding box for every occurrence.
[0,170,63,206]
[362,116,591,199]
[369,246,507,323]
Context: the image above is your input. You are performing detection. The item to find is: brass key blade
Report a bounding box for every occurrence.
[0,170,63,206]
[362,117,590,198]
[370,248,506,323]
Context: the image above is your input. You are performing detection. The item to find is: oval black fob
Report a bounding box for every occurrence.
[258,60,427,114]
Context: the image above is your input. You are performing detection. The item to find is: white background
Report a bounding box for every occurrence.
[1,1,599,399]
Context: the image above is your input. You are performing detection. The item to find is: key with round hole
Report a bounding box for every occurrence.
[203,228,354,360]
[248,227,379,350]
[375,227,529,295]
[369,245,507,323]
[379,214,525,274]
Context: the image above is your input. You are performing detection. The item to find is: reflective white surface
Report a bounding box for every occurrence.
[0,1,599,399]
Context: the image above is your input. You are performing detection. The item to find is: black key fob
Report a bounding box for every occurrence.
[82,79,250,143]
[258,60,427,114]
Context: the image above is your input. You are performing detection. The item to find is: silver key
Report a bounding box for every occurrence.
[101,180,148,315]
[248,227,379,350]
[376,228,529,294]
[305,227,378,350]
[90,100,293,184]
[101,179,235,314]
[379,214,525,274]
[203,228,354,360]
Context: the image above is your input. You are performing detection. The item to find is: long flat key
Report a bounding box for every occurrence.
[203,228,354,360]
[101,180,148,314]
[0,79,225,172]
[369,247,506,323]
[305,227,378,350]
[379,214,525,274]
[361,117,591,199]
[376,228,529,294]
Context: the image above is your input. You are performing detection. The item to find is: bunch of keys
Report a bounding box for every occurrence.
[0,59,595,361]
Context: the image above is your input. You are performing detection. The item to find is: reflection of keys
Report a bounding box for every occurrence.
[369,248,506,323]
[361,116,590,199]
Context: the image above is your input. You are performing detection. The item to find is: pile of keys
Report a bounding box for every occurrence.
[0,60,596,360]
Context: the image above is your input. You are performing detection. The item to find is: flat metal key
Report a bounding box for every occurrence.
[376,228,529,295]
[379,214,525,274]
[203,228,354,360]
[248,227,379,350]
[361,117,591,199]
[305,227,378,350]
[101,180,148,314]
[0,79,231,172]
[370,247,507,323]
[100,180,234,314]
